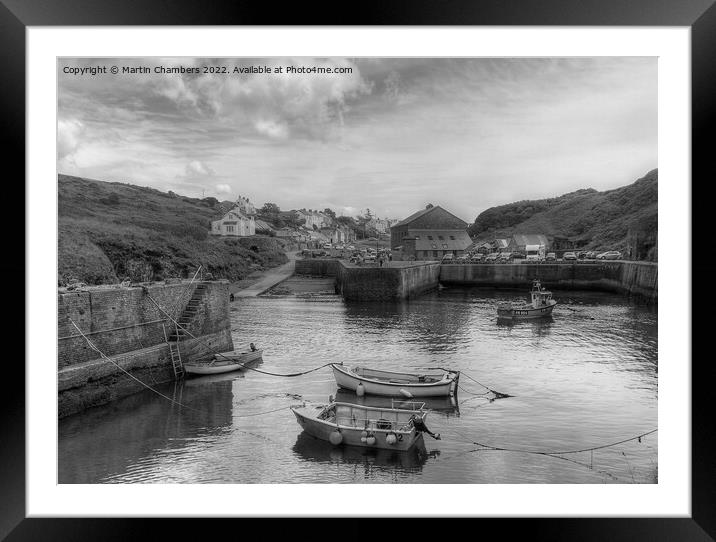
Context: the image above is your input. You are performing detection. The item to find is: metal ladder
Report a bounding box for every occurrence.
[163,323,185,380]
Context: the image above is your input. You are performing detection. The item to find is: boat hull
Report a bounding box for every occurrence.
[184,349,263,375]
[291,403,425,451]
[497,301,556,319]
[332,364,458,397]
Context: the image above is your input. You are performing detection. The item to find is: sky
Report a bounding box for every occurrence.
[58,57,657,223]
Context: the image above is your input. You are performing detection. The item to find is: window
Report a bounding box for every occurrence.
[226,225,234,232]
[438,235,444,240]
[442,244,449,249]
[431,244,437,249]
[450,235,456,240]
[433,251,438,257]
[427,235,434,240]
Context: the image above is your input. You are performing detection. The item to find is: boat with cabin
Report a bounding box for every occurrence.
[496,279,557,319]
[184,346,263,375]
[331,364,460,398]
[290,399,440,451]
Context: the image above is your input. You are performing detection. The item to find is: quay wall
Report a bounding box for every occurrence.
[294,258,340,277]
[58,281,234,418]
[335,261,441,301]
[439,261,657,301]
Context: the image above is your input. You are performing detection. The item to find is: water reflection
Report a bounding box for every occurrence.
[292,431,431,474]
[342,293,474,355]
[58,377,235,483]
[496,314,555,337]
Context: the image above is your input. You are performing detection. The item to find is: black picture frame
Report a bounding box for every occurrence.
[3,0,710,539]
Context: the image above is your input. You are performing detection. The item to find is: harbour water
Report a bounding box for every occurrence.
[58,286,657,484]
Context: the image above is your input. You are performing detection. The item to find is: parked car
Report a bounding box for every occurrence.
[597,251,622,260]
[324,243,333,249]
[456,254,471,263]
[485,252,499,262]
[545,252,556,261]
[563,251,578,261]
[511,251,526,260]
[470,253,484,262]
[585,251,597,259]
[441,253,454,263]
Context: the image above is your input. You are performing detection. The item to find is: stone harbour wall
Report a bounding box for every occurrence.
[58,281,234,418]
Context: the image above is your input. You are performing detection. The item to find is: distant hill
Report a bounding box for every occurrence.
[468,169,657,260]
[58,175,289,285]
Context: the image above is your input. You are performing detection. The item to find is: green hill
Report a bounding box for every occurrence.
[58,174,289,285]
[468,169,657,260]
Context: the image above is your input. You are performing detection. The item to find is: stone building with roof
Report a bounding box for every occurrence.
[507,233,549,253]
[210,201,256,237]
[391,204,471,260]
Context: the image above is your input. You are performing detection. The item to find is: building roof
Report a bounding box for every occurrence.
[392,205,468,229]
[409,229,472,251]
[254,220,275,232]
[511,234,548,247]
[494,239,510,249]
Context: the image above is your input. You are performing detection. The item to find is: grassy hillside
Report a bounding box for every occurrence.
[468,169,657,259]
[58,175,290,285]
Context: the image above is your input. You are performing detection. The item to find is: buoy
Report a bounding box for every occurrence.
[360,436,367,443]
[366,435,376,446]
[386,433,397,445]
[329,431,343,446]
[399,388,413,398]
[361,430,368,438]
[356,383,365,397]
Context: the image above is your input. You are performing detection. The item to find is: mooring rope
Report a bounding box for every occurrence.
[425,366,513,398]
[462,428,657,456]
[69,320,201,412]
[144,290,340,377]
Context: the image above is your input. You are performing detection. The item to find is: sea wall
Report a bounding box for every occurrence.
[294,258,340,277]
[335,261,441,301]
[58,280,234,418]
[439,261,657,301]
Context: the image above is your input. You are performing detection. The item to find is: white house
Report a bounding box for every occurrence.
[210,198,257,237]
[296,209,330,230]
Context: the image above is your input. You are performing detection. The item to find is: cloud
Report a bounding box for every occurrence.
[57,119,84,160]
[215,183,232,194]
[185,160,215,176]
[254,119,289,140]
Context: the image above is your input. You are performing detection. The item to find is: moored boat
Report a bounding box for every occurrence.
[184,348,263,375]
[290,400,438,451]
[331,364,460,398]
[496,279,557,319]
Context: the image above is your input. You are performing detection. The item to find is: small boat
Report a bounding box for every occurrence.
[291,400,438,451]
[496,279,557,319]
[183,348,263,375]
[333,388,459,416]
[331,364,460,397]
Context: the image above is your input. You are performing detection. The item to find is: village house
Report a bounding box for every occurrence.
[210,195,257,237]
[493,238,510,252]
[296,209,330,230]
[391,204,471,260]
[366,217,391,235]
[507,233,550,253]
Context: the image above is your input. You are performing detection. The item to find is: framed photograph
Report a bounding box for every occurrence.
[6,0,709,538]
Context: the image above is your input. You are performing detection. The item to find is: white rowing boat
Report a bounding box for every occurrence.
[291,400,437,451]
[331,364,459,397]
[184,348,263,375]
